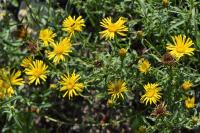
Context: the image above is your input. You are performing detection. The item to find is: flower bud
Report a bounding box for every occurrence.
[138,125,146,133]
[162,0,169,7]
[119,48,127,57]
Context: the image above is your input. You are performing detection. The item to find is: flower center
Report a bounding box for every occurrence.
[33,69,43,78]
[66,81,75,90]
[55,46,65,55]
[113,82,123,93]
[113,86,120,93]
[108,24,118,32]
[42,33,49,40]
[146,89,155,98]
[176,45,185,53]
[141,63,148,70]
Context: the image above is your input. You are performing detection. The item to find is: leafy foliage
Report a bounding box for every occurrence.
[0,0,200,132]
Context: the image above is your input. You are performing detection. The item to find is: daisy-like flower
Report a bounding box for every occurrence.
[0,68,24,99]
[48,38,72,64]
[9,70,24,86]
[39,29,56,47]
[166,35,195,60]
[141,83,162,105]
[138,58,151,74]
[25,60,48,85]
[59,71,84,99]
[62,16,85,37]
[185,96,195,109]
[99,17,128,40]
[182,80,192,91]
[108,80,128,100]
[21,56,34,68]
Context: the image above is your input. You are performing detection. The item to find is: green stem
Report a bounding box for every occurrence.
[167,66,174,110]
[120,57,124,77]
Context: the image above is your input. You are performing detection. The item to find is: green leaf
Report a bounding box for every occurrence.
[0,96,22,106]
[11,0,19,7]
[13,115,22,129]
[195,32,200,49]
[167,20,185,33]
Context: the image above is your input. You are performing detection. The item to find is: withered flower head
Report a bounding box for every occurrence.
[14,25,27,39]
[100,113,109,125]
[151,102,170,117]
[93,60,103,68]
[27,41,38,53]
[161,52,176,65]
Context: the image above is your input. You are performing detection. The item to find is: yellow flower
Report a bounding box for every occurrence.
[99,17,128,40]
[25,60,48,85]
[138,58,151,74]
[166,35,195,60]
[141,83,162,105]
[118,48,127,57]
[108,80,128,100]
[48,38,72,64]
[0,77,11,99]
[182,80,192,91]
[0,68,23,99]
[39,29,56,46]
[9,70,24,86]
[59,71,84,99]
[21,56,33,68]
[185,97,195,109]
[6,87,14,98]
[62,16,85,37]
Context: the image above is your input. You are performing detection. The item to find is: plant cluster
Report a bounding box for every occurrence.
[0,0,200,132]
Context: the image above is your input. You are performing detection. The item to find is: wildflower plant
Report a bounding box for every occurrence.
[0,0,200,132]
